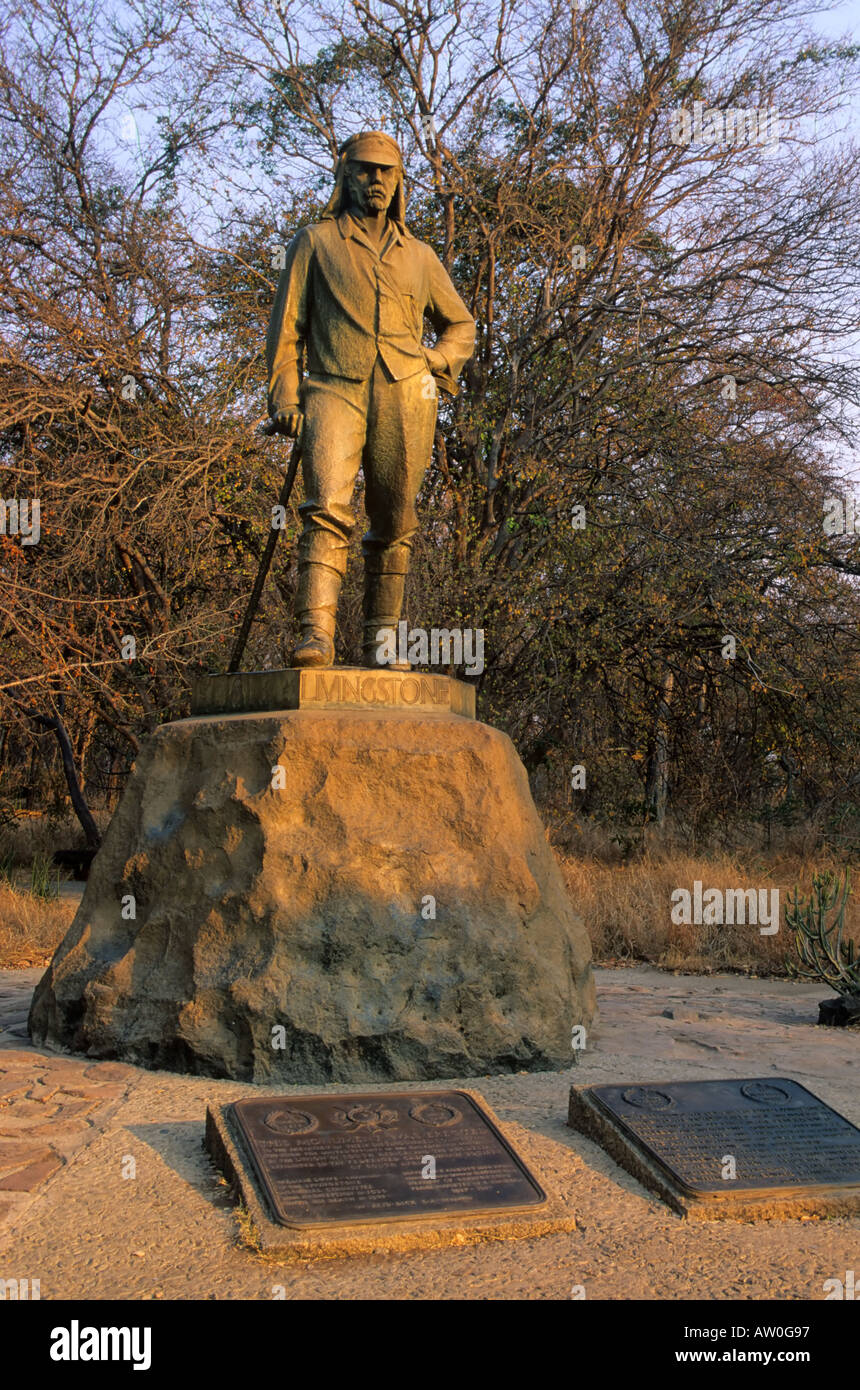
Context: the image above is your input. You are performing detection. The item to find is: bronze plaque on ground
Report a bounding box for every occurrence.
[568,1078,860,1220]
[227,1089,545,1228]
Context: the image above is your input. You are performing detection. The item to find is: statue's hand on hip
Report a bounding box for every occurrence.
[424,346,446,374]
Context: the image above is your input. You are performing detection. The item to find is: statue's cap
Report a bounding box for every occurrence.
[340,130,402,167]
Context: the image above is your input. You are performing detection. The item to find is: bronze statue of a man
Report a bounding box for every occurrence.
[266,130,476,668]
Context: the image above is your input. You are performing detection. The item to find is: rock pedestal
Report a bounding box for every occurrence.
[30,698,596,1082]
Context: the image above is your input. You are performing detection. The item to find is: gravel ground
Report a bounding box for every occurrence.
[0,964,857,1301]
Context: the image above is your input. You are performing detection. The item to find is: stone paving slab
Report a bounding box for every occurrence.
[0,986,137,1233]
[0,964,857,1300]
[0,969,41,1043]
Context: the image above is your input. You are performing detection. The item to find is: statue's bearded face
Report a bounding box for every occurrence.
[344,159,399,217]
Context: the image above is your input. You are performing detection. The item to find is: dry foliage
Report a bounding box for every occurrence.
[560,838,860,976]
[0,882,75,968]
[0,0,859,850]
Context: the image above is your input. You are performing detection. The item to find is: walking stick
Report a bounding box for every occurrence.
[227,422,303,674]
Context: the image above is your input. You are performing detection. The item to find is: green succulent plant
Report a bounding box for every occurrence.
[785,869,859,996]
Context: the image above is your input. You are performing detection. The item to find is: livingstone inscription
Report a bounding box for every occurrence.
[302,670,451,708]
[190,666,476,718]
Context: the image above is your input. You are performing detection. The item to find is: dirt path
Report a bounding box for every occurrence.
[0,965,857,1300]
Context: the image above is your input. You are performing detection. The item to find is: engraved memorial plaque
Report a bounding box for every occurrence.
[581,1077,860,1198]
[228,1089,546,1227]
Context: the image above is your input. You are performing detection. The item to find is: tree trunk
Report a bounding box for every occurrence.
[34,713,101,848]
[645,670,675,827]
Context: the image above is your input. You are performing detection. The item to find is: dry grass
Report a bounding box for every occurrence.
[0,882,76,968]
[560,843,860,977]
[1,810,858,982]
[0,808,111,866]
[0,809,105,968]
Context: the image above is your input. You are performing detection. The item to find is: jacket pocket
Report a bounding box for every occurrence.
[402,291,423,337]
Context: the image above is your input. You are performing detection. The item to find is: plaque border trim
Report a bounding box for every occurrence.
[227,1088,548,1230]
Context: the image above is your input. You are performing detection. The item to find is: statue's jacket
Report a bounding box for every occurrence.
[267,210,476,417]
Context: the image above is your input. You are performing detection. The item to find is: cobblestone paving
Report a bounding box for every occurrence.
[0,971,135,1231]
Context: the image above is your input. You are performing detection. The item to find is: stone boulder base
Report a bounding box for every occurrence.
[30,710,596,1082]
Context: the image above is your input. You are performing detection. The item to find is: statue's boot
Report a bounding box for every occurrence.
[291,560,343,668]
[362,552,410,669]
